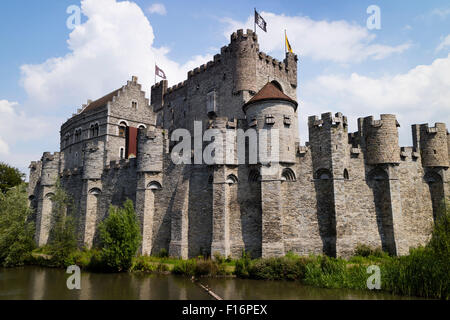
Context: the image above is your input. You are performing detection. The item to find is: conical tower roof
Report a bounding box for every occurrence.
[243,82,298,112]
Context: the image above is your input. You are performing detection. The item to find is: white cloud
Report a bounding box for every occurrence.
[223,12,411,63]
[20,0,211,110]
[436,34,450,52]
[0,137,9,155]
[430,8,450,19]
[0,100,60,172]
[148,3,167,16]
[300,54,450,145]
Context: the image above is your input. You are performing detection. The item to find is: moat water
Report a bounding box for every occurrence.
[0,266,415,300]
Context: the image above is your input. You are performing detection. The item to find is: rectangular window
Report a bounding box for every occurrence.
[206,91,216,114]
[265,114,275,125]
[284,115,291,126]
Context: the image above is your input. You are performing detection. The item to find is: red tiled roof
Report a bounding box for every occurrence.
[243,82,298,111]
[82,88,121,113]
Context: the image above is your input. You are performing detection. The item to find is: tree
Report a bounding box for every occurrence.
[0,162,25,194]
[98,199,141,272]
[47,179,78,266]
[0,184,36,267]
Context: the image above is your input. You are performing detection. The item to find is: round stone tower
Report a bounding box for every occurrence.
[243,82,298,164]
[362,114,400,165]
[41,152,60,186]
[137,127,164,173]
[412,123,449,168]
[230,29,259,94]
[82,141,104,180]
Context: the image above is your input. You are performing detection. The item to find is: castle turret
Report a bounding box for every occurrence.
[136,127,165,255]
[82,141,104,180]
[230,29,259,94]
[308,112,349,257]
[361,114,400,165]
[35,152,61,246]
[151,80,168,113]
[412,123,449,168]
[40,152,61,186]
[137,127,164,173]
[243,82,298,164]
[284,52,298,90]
[242,82,298,258]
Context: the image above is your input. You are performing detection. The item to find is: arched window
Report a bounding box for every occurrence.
[119,122,127,138]
[120,147,125,160]
[147,181,162,190]
[45,192,55,200]
[94,123,99,137]
[424,171,442,184]
[248,169,261,183]
[90,124,95,138]
[367,168,388,181]
[315,168,332,180]
[271,80,283,92]
[226,174,238,185]
[344,169,349,180]
[281,168,296,182]
[132,101,138,110]
[89,188,102,195]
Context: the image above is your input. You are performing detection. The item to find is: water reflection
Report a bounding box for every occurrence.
[0,267,415,300]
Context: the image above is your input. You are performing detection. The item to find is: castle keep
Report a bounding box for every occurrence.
[28,29,450,258]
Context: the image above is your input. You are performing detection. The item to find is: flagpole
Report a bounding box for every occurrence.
[154,63,156,85]
[284,30,287,54]
[254,8,256,34]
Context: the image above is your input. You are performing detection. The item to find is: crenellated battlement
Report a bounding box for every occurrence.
[308,112,348,129]
[412,122,449,168]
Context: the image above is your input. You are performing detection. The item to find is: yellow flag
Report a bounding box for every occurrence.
[285,33,293,53]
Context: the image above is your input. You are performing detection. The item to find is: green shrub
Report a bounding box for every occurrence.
[248,257,306,281]
[382,206,450,300]
[97,199,142,272]
[157,248,169,258]
[130,256,156,273]
[354,244,386,258]
[47,179,78,267]
[173,259,197,276]
[0,184,36,267]
[234,250,252,278]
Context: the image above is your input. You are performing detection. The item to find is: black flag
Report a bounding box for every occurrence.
[255,10,267,32]
[155,65,167,80]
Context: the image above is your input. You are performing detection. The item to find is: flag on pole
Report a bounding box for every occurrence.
[285,32,293,53]
[155,65,167,80]
[254,10,267,32]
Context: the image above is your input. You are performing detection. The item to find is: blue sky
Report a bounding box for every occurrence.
[1,0,450,175]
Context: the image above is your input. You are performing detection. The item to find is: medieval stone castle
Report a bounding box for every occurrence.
[28,29,450,259]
